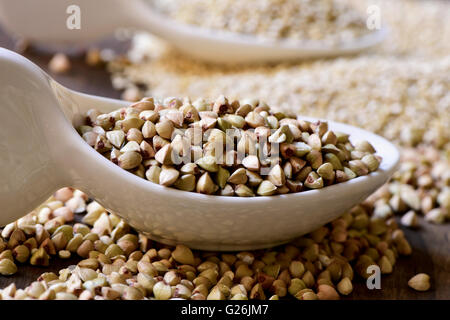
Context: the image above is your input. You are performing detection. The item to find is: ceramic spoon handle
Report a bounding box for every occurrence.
[0,49,71,225]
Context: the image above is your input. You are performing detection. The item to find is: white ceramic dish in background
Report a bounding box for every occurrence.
[0,0,388,63]
[0,49,400,251]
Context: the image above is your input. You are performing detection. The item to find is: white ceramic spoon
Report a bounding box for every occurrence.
[0,0,387,63]
[0,48,399,250]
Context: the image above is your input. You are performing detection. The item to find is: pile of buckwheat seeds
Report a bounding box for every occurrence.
[1,187,416,300]
[78,96,381,196]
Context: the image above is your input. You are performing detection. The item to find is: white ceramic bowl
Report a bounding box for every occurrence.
[0,0,387,63]
[0,49,400,250]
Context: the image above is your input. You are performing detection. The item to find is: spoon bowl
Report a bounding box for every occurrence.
[0,49,400,250]
[0,0,387,63]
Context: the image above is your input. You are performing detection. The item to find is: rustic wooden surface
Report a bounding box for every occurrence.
[0,29,449,299]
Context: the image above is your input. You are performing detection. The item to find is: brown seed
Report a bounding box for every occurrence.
[330,277,349,296]
[289,261,305,278]
[78,258,99,270]
[105,244,125,258]
[378,256,393,274]
[196,156,219,172]
[317,284,340,300]
[306,150,323,169]
[145,165,161,184]
[40,238,56,255]
[153,281,172,300]
[155,120,174,139]
[322,131,337,145]
[348,160,369,176]
[408,273,431,291]
[362,154,380,172]
[425,208,446,224]
[159,166,180,187]
[53,207,74,222]
[53,187,74,202]
[325,153,343,170]
[396,238,412,256]
[120,117,144,132]
[308,134,322,150]
[0,258,17,275]
[317,162,335,180]
[257,180,277,196]
[174,174,196,192]
[270,279,287,297]
[122,286,144,300]
[131,100,155,112]
[228,168,248,185]
[58,250,71,259]
[141,120,157,138]
[127,128,144,144]
[164,270,181,286]
[172,245,195,265]
[249,283,266,300]
[51,232,69,252]
[118,151,142,170]
[355,140,376,153]
[49,53,71,74]
[242,155,260,172]
[212,95,231,115]
[77,240,94,258]
[304,172,324,189]
[66,234,83,252]
[196,172,217,195]
[268,164,286,187]
[288,278,306,296]
[12,245,30,263]
[154,144,173,165]
[301,271,315,288]
[207,285,225,300]
[30,248,50,266]
[245,112,265,128]
[298,291,318,300]
[165,111,185,127]
[235,184,255,197]
[400,210,419,228]
[137,261,158,277]
[290,157,306,173]
[8,229,26,247]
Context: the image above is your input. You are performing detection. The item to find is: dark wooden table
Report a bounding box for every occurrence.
[0,30,449,299]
